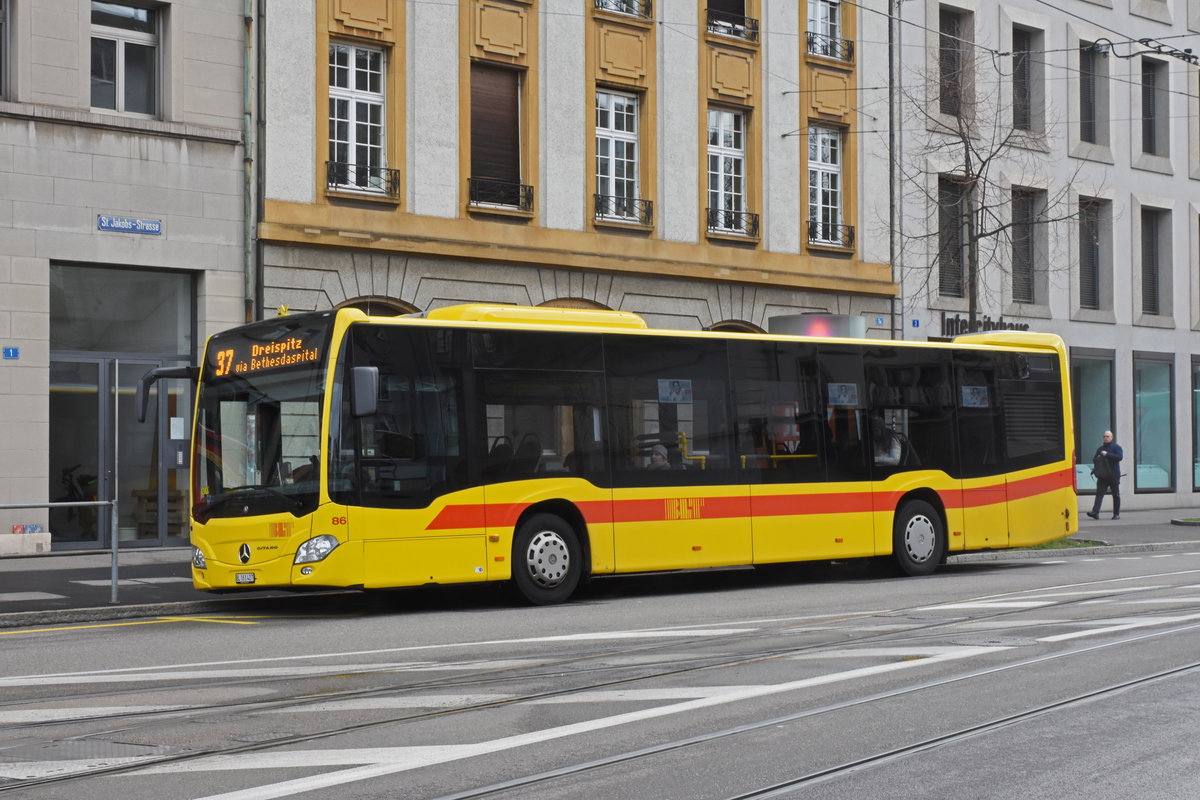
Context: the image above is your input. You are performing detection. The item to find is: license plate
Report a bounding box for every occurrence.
[235,572,256,585]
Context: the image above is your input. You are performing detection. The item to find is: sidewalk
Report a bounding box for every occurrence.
[2,508,1199,627]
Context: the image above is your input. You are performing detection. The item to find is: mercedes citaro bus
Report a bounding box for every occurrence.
[138,304,1076,604]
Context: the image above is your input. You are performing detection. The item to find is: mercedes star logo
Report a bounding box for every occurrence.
[239,543,251,564]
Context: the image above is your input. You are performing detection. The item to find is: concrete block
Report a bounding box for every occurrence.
[0,532,52,556]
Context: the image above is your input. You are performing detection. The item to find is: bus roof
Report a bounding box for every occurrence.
[316,305,1066,356]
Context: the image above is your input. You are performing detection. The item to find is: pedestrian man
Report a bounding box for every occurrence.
[1086,430,1123,520]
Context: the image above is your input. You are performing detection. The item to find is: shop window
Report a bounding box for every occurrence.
[1133,354,1174,491]
[1072,351,1114,493]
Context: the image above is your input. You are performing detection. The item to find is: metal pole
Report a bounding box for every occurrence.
[111,359,120,604]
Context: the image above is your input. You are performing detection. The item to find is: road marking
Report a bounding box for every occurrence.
[918,601,1054,610]
[0,616,261,638]
[119,645,1003,799]
[0,662,439,688]
[0,706,193,724]
[1037,612,1200,642]
[0,592,65,602]
[0,646,1006,786]
[70,577,192,587]
[0,627,763,682]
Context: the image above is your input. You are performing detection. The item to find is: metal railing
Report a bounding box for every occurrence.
[594,194,653,226]
[806,32,855,62]
[807,220,856,248]
[326,161,402,198]
[468,178,535,211]
[594,0,653,18]
[706,8,759,42]
[707,207,760,238]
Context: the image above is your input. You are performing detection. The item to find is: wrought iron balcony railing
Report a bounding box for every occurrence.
[807,220,856,248]
[706,8,759,42]
[326,161,401,198]
[806,32,855,62]
[594,194,653,226]
[707,207,760,237]
[594,0,653,19]
[468,177,534,212]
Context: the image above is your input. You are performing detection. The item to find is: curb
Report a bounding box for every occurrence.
[948,539,1200,563]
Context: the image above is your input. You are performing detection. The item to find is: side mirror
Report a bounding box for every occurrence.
[351,366,379,417]
[137,365,199,422]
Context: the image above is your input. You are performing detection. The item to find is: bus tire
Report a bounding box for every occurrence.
[892,499,945,577]
[513,513,582,605]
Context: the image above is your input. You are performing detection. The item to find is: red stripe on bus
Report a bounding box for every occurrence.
[425,469,1074,531]
[751,492,876,516]
[425,505,487,530]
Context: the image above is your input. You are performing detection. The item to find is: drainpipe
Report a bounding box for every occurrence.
[243,0,256,322]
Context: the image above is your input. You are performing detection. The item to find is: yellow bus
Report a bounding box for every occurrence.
[139,304,1076,604]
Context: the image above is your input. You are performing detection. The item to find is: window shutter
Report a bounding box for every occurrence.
[938,178,965,298]
[1079,201,1100,310]
[1141,210,1159,315]
[471,64,520,183]
[1079,48,1095,144]
[1012,29,1031,131]
[1011,190,1035,304]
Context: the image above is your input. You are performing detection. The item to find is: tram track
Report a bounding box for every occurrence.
[424,623,1200,800]
[2,574,1198,795]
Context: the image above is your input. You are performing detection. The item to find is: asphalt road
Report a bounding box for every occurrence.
[1,541,1198,799]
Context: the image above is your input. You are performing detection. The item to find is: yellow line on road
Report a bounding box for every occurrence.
[0,616,262,636]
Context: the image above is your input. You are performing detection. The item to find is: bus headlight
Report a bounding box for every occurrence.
[295,535,339,564]
[192,547,207,569]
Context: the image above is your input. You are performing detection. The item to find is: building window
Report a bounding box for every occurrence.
[707,1,759,42]
[1134,354,1174,491]
[1071,351,1113,493]
[595,90,649,224]
[707,108,756,236]
[1011,27,1043,132]
[1078,197,1106,310]
[1140,207,1170,316]
[807,0,852,61]
[469,63,531,210]
[1079,42,1109,145]
[938,8,969,118]
[90,2,158,115]
[808,126,851,247]
[938,176,967,298]
[1193,357,1200,492]
[594,0,652,18]
[1141,57,1168,156]
[1010,188,1042,304]
[328,42,397,197]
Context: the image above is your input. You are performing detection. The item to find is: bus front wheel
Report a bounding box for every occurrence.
[513,514,582,605]
[892,500,945,577]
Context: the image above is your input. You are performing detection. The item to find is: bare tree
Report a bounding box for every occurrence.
[888,25,1098,333]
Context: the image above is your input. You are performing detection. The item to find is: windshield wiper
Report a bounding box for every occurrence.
[198,486,306,515]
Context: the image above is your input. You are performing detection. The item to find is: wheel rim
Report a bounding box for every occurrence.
[903,514,937,563]
[525,529,570,588]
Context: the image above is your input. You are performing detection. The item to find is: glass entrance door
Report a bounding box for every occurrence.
[48,357,192,549]
[49,361,103,546]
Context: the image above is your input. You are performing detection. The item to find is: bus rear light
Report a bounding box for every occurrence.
[295,534,339,564]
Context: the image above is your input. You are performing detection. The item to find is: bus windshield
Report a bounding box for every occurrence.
[193,314,334,522]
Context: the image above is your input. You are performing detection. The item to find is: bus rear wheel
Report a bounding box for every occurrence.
[892,499,945,577]
[513,514,582,605]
